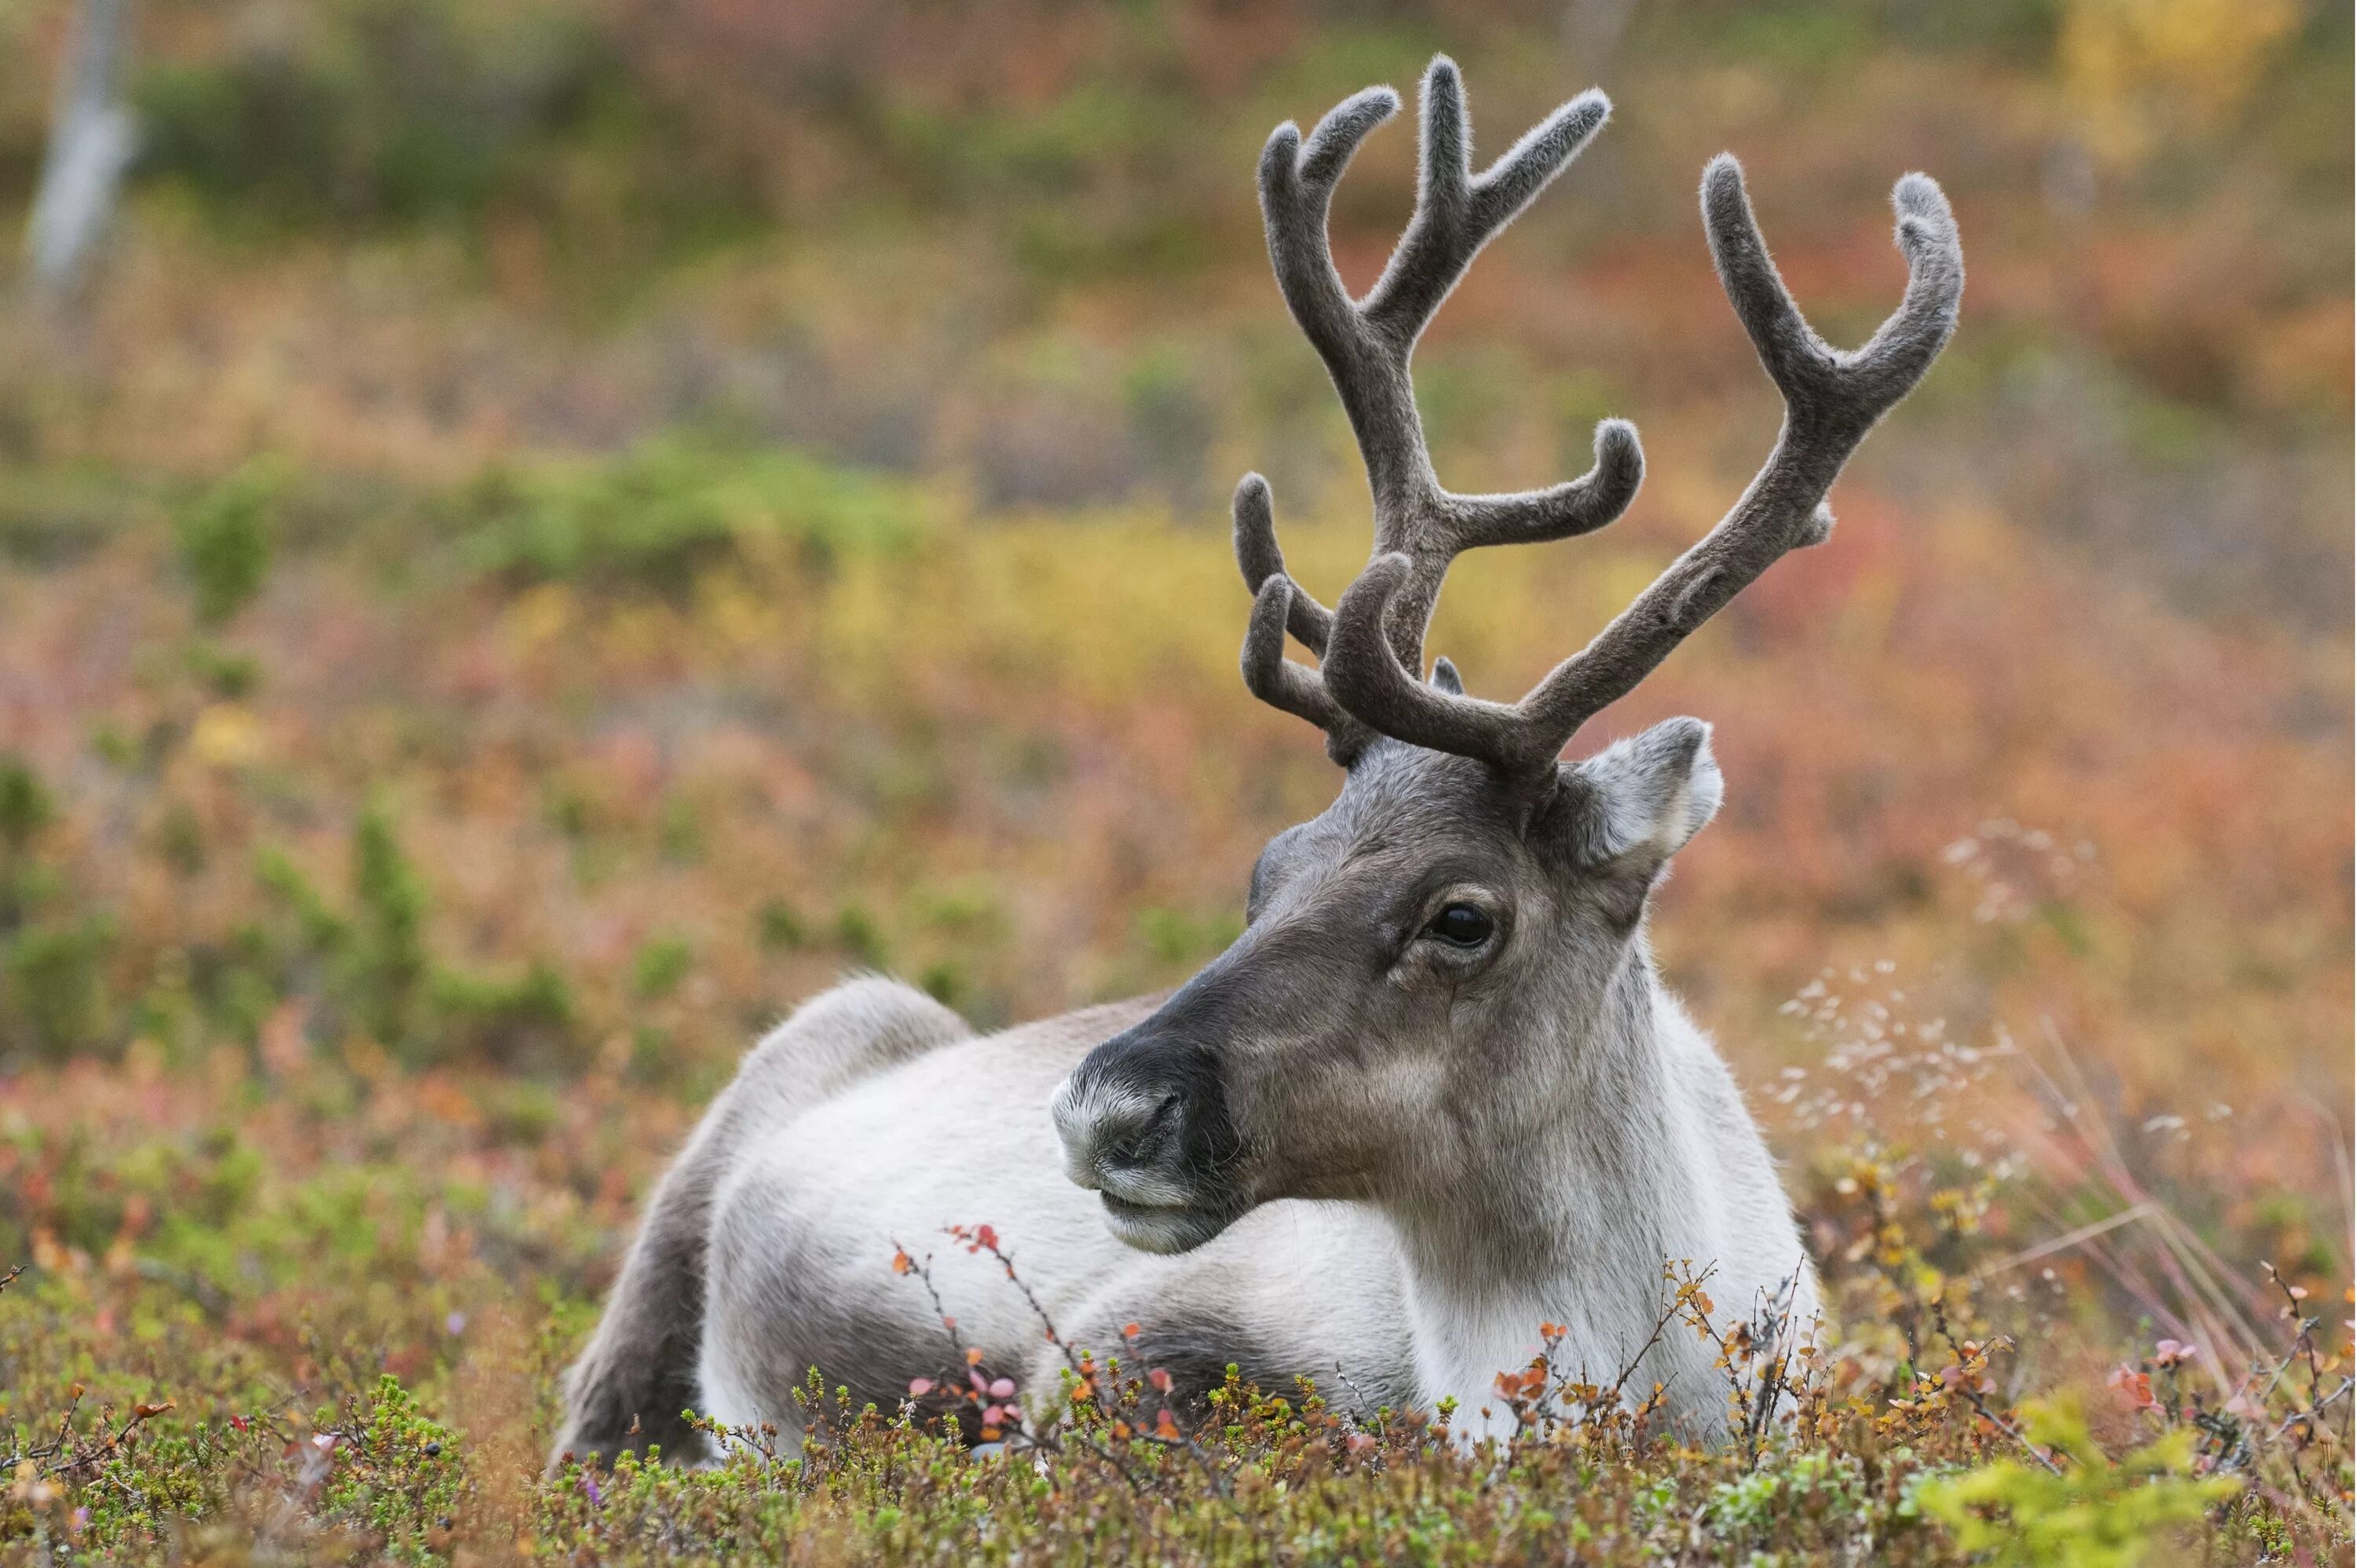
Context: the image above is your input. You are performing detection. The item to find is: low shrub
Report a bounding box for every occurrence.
[449,438,927,592]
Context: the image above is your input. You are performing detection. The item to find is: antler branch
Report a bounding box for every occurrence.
[1235,475,1371,764]
[1321,157,1964,784]
[1237,58,1639,760]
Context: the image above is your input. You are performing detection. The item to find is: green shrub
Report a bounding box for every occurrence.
[755,898,806,952]
[256,812,583,1068]
[130,0,770,276]
[433,960,576,1065]
[185,644,263,700]
[176,462,284,626]
[0,753,53,853]
[313,1376,465,1557]
[0,757,54,949]
[1917,1398,2241,1567]
[832,904,890,969]
[349,804,431,1053]
[4,915,115,1058]
[137,0,617,229]
[917,959,966,1007]
[1136,906,1242,967]
[452,438,926,592]
[631,936,693,1001]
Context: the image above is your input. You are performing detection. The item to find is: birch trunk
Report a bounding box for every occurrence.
[24,0,137,294]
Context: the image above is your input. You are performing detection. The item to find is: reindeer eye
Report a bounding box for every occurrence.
[1424,904,1494,947]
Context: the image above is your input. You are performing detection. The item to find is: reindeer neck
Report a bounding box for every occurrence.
[1382,939,1712,1414]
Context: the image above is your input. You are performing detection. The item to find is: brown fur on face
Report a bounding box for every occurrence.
[1058,720,1722,1238]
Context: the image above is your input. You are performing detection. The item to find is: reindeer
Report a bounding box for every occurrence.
[552,57,1962,1465]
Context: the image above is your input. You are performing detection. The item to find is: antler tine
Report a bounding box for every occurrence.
[1231,472,1334,657]
[1361,60,1613,355]
[1323,159,1964,786]
[1439,416,1644,551]
[1242,575,1370,765]
[1258,87,1419,511]
[1259,58,1621,532]
[1234,473,1371,763]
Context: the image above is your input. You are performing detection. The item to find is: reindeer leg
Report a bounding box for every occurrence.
[551,978,971,1468]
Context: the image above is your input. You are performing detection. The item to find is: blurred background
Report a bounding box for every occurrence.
[0,0,2345,1436]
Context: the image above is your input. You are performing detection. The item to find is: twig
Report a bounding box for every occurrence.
[960,1226,1233,1499]
[1930,1299,2060,1477]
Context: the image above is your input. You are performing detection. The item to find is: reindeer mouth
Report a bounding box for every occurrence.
[1097,1190,1238,1255]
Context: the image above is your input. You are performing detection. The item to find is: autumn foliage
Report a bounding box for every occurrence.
[0,0,2347,1560]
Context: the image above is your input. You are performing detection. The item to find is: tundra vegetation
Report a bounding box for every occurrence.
[0,1,2347,1563]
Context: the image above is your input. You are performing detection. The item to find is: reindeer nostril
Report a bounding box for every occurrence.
[1103,1091,1183,1171]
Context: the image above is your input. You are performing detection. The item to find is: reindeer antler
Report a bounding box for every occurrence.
[1238,58,1965,784]
[1236,57,1643,766]
[1319,153,1963,785]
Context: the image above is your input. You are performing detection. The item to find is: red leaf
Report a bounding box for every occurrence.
[975,1224,999,1251]
[907,1378,935,1398]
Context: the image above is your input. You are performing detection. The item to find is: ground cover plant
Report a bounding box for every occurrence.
[0,0,2349,1561]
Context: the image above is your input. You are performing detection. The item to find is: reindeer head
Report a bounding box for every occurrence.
[1052,58,1962,1255]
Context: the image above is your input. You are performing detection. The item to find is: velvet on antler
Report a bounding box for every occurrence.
[1235,57,1643,766]
[1238,58,1965,786]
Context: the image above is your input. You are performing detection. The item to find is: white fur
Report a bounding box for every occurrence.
[559,729,1816,1462]
[677,967,1812,1446]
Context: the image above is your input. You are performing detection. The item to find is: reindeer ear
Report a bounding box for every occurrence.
[1552,718,1723,871]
